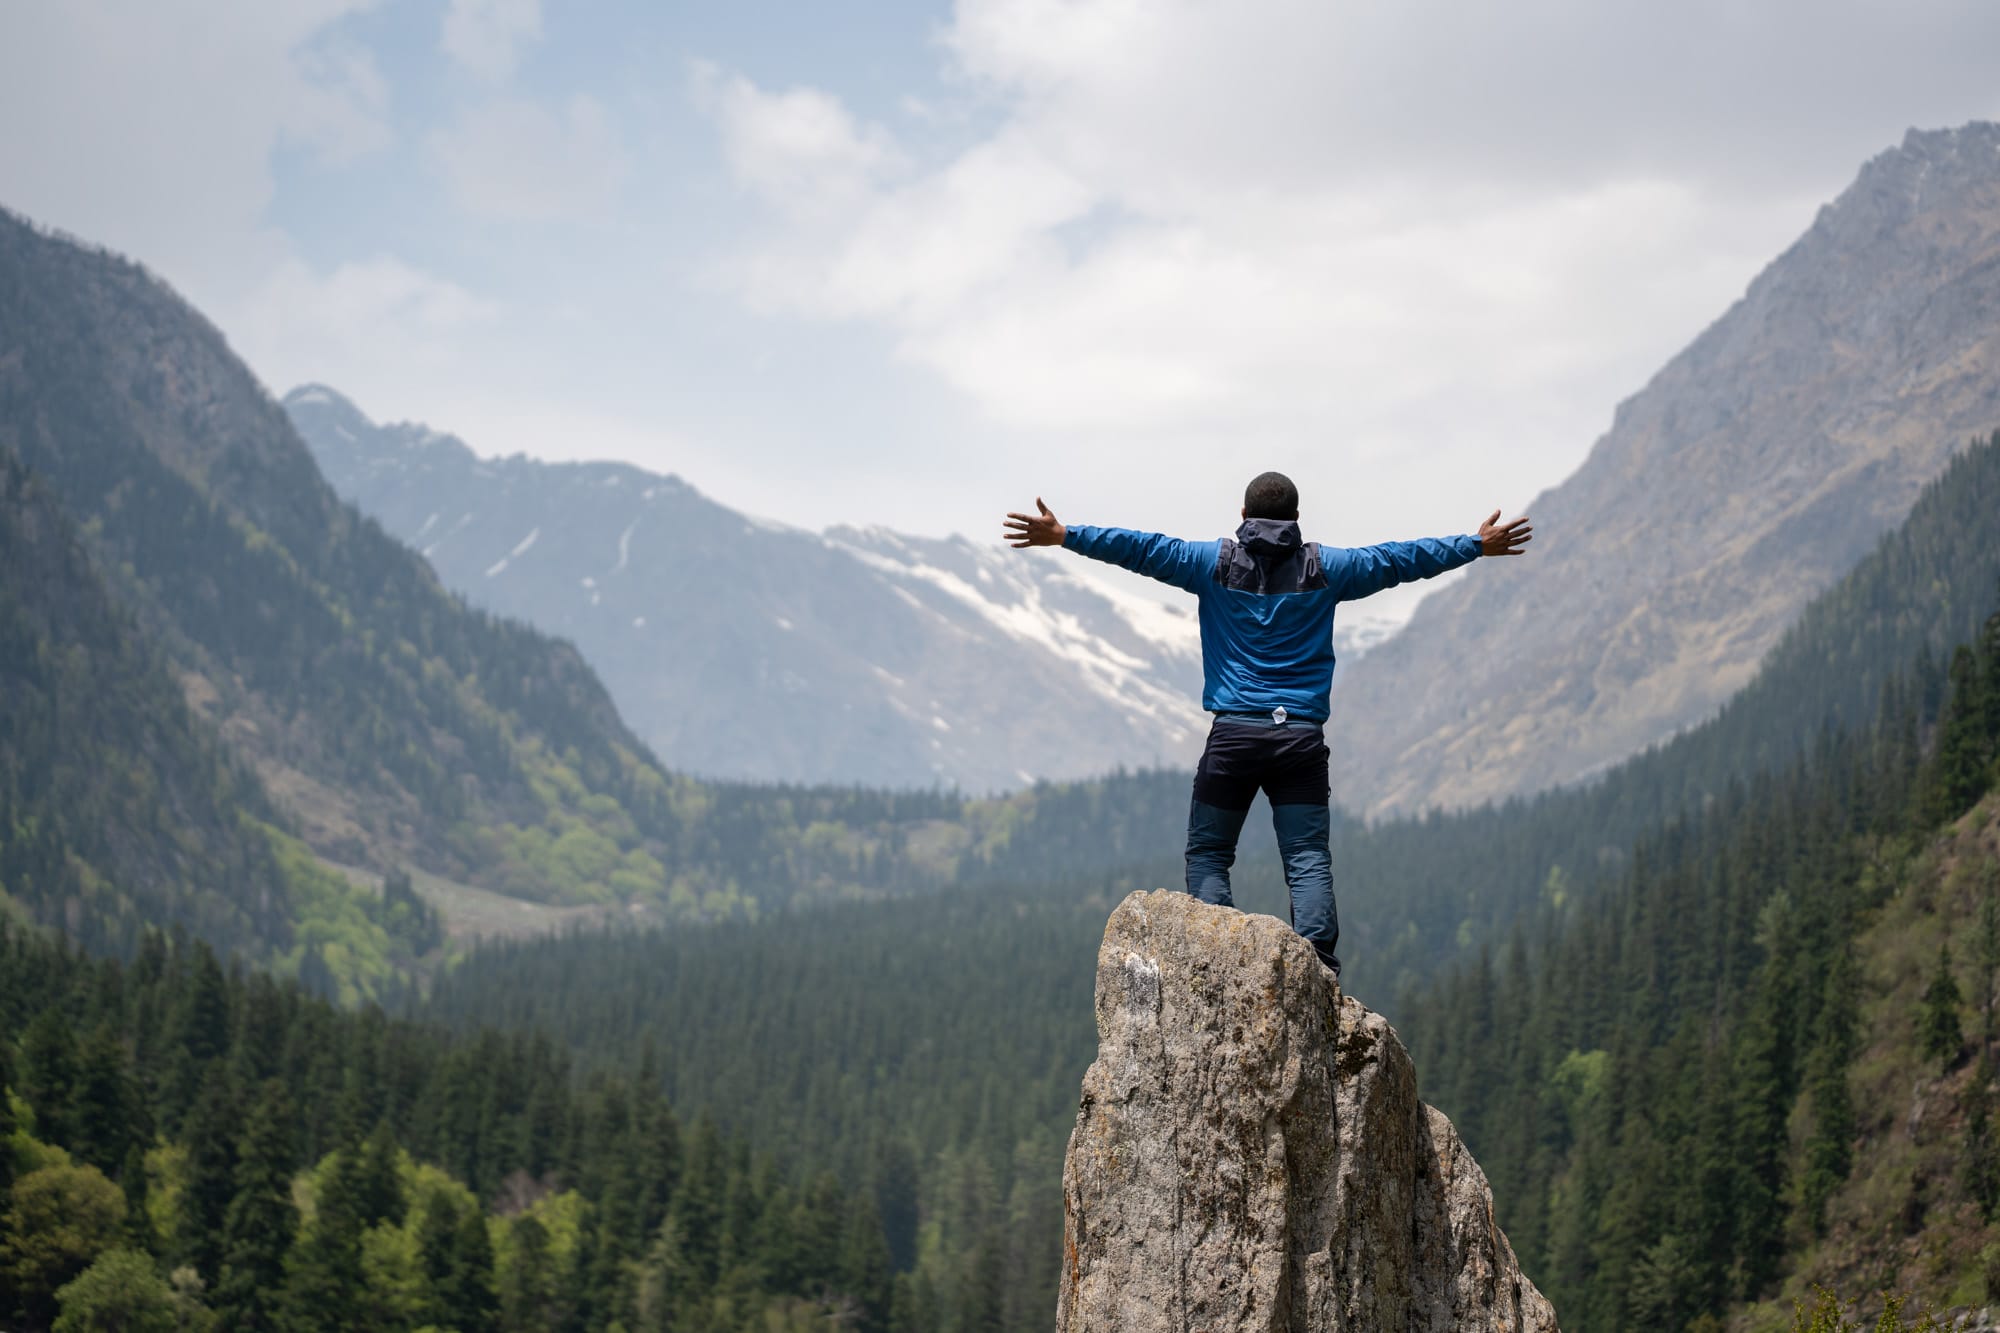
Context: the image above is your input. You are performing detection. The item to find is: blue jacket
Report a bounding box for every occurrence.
[1064,517,1481,721]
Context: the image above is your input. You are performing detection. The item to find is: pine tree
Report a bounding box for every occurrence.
[161,945,230,1132]
[354,1120,406,1228]
[284,1147,367,1331]
[21,1006,80,1148]
[956,1230,1006,1333]
[418,1188,465,1325]
[631,1078,681,1245]
[753,1182,801,1294]
[120,1143,157,1255]
[177,1067,239,1282]
[500,1214,558,1333]
[1733,898,1797,1296]
[792,1171,847,1299]
[228,973,286,1087]
[1927,645,1990,824]
[887,1269,939,1333]
[669,1115,726,1296]
[562,1214,601,1333]
[839,1194,893,1333]
[873,1138,920,1273]
[1800,952,1859,1235]
[1919,943,1966,1069]
[213,1079,298,1331]
[0,1039,17,1203]
[446,1203,501,1333]
[70,1025,140,1176]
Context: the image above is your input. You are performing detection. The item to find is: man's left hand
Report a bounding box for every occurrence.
[1477,510,1533,556]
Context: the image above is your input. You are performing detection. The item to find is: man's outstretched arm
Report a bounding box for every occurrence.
[1004,497,1212,592]
[1328,509,1533,600]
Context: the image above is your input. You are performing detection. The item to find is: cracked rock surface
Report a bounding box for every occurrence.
[1059,890,1558,1332]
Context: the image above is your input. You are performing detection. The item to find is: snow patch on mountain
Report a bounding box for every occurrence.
[484,527,540,578]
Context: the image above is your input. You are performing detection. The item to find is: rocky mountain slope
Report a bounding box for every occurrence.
[1059,890,1556,1331]
[1333,122,2000,816]
[284,386,1399,791]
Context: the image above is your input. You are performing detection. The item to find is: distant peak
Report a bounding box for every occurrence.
[1823,119,2000,228]
[283,383,354,412]
[1897,119,2000,156]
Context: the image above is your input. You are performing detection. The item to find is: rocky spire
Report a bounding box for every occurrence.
[1059,890,1557,1332]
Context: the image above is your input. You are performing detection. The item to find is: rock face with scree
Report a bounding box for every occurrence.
[1059,890,1558,1332]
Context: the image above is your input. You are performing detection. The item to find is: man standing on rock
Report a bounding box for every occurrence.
[1004,473,1531,978]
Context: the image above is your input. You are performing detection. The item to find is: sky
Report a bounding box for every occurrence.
[4,0,2000,622]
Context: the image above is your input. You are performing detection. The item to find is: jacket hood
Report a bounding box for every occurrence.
[1235,517,1303,558]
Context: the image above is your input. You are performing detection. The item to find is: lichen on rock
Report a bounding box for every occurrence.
[1058,889,1558,1332]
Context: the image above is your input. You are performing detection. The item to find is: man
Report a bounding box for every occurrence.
[1003,472,1531,978]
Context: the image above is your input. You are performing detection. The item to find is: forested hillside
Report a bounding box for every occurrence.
[0,925,923,1332]
[0,446,441,995]
[1402,610,2000,1329]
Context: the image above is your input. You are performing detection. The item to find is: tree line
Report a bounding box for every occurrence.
[0,927,923,1332]
[1399,603,2000,1329]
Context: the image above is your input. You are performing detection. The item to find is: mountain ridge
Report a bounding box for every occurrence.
[1332,121,2000,815]
[289,383,1253,791]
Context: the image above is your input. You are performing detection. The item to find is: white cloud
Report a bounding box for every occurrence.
[230,256,499,397]
[429,96,629,222]
[693,0,2000,566]
[288,33,393,163]
[701,67,908,219]
[700,67,1790,445]
[0,0,389,301]
[943,0,2000,196]
[440,0,541,81]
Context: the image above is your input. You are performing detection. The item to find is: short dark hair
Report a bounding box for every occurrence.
[1243,471,1299,520]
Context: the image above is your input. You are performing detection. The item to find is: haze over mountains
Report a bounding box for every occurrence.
[1332,123,2000,815]
[287,386,1392,791]
[285,125,2000,810]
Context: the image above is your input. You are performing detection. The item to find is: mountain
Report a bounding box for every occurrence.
[283,386,1398,792]
[1333,122,2000,816]
[0,204,970,964]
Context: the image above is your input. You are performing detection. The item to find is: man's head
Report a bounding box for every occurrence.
[1242,471,1299,521]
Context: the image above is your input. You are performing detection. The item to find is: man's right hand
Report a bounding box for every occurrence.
[1477,509,1533,556]
[1004,498,1067,548]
